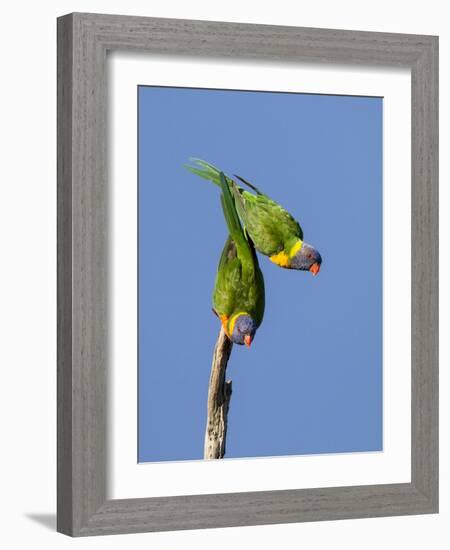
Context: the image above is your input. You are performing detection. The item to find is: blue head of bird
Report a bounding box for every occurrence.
[289,242,322,275]
[230,314,257,347]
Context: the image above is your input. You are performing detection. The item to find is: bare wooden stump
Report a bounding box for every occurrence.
[204,327,233,459]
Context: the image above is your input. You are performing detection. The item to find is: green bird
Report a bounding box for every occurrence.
[213,172,265,347]
[186,158,322,275]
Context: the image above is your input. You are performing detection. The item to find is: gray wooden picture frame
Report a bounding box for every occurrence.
[57,12,438,537]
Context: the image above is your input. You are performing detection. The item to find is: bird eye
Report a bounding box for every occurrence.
[307,253,313,259]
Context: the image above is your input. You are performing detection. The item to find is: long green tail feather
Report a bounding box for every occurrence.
[184,158,235,188]
[219,172,249,256]
[184,164,221,185]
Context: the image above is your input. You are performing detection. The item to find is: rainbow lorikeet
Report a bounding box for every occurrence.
[185,159,322,275]
[213,172,265,347]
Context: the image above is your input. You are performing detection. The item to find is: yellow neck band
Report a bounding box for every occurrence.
[228,311,248,336]
[269,239,303,267]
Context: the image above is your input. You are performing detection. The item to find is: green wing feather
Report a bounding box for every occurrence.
[185,158,303,257]
[213,172,265,327]
[213,236,240,319]
[228,177,303,256]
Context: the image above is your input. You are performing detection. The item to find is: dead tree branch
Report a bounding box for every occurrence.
[204,327,233,459]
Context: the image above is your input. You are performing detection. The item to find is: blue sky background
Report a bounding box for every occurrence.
[138,86,382,462]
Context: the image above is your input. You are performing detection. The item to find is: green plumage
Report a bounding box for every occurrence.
[213,173,265,331]
[185,158,303,257]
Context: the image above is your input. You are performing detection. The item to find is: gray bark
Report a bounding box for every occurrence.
[204,328,233,459]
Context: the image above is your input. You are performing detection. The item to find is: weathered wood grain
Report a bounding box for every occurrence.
[204,328,233,459]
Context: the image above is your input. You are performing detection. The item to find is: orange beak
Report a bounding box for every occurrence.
[244,335,252,348]
[309,262,321,276]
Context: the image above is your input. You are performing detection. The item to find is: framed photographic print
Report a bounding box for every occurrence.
[57,13,438,536]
